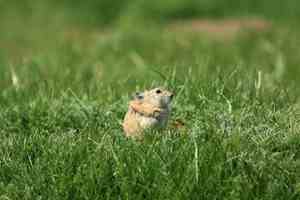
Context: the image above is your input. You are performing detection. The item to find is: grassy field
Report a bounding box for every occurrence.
[1,1,300,199]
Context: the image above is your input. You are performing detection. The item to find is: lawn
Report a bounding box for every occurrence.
[0,1,300,199]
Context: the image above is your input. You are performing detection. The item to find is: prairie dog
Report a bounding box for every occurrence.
[122,87,174,138]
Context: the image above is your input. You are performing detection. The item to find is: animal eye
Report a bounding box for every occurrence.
[156,89,162,94]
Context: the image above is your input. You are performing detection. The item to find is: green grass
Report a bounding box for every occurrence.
[1,1,300,199]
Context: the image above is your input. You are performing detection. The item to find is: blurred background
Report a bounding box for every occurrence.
[0,0,300,100]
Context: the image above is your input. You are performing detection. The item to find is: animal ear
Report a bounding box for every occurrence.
[132,92,144,100]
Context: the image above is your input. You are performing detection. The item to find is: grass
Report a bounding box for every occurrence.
[1,1,300,199]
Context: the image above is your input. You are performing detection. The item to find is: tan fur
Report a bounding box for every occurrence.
[123,87,174,138]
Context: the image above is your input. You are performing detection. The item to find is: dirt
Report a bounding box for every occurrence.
[167,18,272,40]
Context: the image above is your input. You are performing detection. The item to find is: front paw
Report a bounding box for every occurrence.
[153,108,162,118]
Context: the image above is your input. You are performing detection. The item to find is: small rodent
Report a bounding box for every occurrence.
[122,87,174,138]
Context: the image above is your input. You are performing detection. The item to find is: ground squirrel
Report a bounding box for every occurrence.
[123,87,174,138]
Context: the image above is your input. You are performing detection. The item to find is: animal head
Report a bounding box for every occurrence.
[134,87,174,109]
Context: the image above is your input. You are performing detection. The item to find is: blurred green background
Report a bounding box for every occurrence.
[1,0,300,26]
[1,0,300,98]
